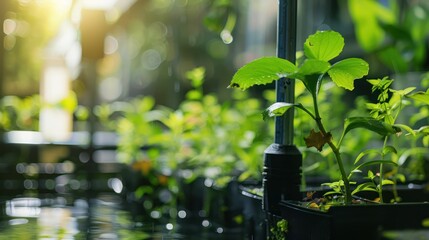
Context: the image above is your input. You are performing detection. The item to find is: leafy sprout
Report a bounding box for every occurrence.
[229,30,406,205]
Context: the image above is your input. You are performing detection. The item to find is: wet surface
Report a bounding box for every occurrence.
[0,194,245,239]
[1,193,429,239]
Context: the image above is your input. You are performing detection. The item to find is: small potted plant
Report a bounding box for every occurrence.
[229,30,429,239]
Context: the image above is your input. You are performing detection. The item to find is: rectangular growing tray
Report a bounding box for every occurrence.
[279,199,429,240]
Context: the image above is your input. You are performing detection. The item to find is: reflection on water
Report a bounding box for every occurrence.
[0,194,244,239]
[2,194,429,239]
[1,197,81,239]
[6,197,42,217]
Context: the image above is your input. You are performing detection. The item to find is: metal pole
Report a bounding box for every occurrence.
[275,0,297,145]
[262,0,301,221]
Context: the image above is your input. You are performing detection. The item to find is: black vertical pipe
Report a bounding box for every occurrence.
[275,0,297,145]
[262,2,301,238]
[262,0,301,221]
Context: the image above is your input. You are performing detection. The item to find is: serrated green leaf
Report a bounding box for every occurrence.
[304,31,344,61]
[327,58,369,90]
[229,57,297,90]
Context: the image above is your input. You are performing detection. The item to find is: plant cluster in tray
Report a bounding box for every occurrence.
[229,30,429,207]
[96,67,274,216]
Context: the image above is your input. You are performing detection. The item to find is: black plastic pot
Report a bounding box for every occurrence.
[203,179,245,228]
[240,185,266,240]
[263,144,302,215]
[178,176,207,216]
[279,200,429,240]
[179,177,246,230]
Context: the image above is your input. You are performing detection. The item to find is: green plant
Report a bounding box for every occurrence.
[345,78,424,202]
[293,74,371,182]
[269,219,288,240]
[0,95,40,131]
[0,92,78,133]
[229,30,429,205]
[158,67,272,186]
[95,96,164,164]
[96,67,272,218]
[95,96,174,213]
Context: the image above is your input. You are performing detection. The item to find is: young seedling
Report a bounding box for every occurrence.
[229,30,402,205]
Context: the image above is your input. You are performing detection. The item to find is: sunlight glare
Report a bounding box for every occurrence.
[82,0,118,10]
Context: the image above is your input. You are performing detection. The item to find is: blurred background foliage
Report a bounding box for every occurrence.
[2,0,428,105]
[0,0,428,184]
[2,0,72,96]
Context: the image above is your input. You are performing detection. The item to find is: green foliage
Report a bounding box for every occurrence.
[349,77,429,201]
[407,90,429,105]
[0,95,40,131]
[327,58,370,91]
[158,68,271,186]
[304,30,344,61]
[230,30,373,204]
[95,96,165,165]
[340,117,400,144]
[348,0,396,52]
[269,219,288,240]
[229,57,297,90]
[230,30,429,205]
[230,31,369,95]
[42,91,78,114]
[98,66,273,210]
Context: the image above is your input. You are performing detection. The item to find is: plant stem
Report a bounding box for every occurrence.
[378,136,389,203]
[315,117,352,204]
[378,165,384,203]
[312,93,352,204]
[379,93,403,202]
[330,141,352,204]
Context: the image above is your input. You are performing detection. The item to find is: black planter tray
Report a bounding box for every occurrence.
[279,199,429,240]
